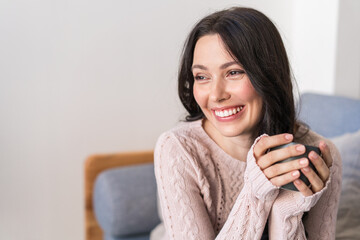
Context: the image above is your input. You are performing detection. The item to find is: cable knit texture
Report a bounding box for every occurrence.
[153,119,342,240]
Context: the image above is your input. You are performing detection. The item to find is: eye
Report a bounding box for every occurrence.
[194,75,208,81]
[227,70,245,77]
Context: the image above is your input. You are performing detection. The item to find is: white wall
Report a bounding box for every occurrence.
[334,0,360,98]
[290,0,339,95]
[290,0,360,98]
[0,0,358,239]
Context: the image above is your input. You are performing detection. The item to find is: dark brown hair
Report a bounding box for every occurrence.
[178,7,298,136]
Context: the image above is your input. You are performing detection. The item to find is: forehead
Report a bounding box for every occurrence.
[193,34,235,67]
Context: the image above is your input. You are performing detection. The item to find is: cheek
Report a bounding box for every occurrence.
[193,84,207,107]
[244,81,263,113]
[233,79,263,113]
[233,79,259,100]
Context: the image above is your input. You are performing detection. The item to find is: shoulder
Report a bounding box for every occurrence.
[154,121,211,186]
[154,120,207,167]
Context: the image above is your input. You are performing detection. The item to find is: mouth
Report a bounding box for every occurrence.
[211,105,245,121]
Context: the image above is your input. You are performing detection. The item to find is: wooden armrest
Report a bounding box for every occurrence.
[84,150,154,240]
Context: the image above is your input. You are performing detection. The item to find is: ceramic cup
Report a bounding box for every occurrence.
[269,142,321,191]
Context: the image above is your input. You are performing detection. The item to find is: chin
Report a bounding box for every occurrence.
[204,115,256,139]
[216,125,250,138]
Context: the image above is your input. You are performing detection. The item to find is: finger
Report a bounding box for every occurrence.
[308,150,330,182]
[254,133,293,159]
[294,179,313,197]
[263,157,309,178]
[269,170,300,187]
[319,141,333,167]
[301,167,324,193]
[258,143,306,169]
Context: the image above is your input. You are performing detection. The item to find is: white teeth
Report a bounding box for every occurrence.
[214,106,244,118]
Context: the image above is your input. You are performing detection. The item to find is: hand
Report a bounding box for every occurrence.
[254,134,310,189]
[293,141,332,196]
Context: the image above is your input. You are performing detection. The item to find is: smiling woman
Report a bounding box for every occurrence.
[151,7,341,240]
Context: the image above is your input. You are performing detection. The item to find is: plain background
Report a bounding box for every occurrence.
[0,0,359,239]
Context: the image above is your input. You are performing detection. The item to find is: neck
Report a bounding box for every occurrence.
[202,119,254,161]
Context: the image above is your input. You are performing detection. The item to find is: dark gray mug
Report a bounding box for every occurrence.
[269,142,321,191]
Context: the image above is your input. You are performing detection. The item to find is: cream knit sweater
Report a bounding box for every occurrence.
[153,119,342,239]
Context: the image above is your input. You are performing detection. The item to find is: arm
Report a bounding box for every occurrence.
[216,137,280,239]
[268,140,342,239]
[155,132,214,239]
[155,133,279,240]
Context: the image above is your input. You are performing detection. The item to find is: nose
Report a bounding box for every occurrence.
[209,78,230,102]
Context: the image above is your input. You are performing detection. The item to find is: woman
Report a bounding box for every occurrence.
[151,7,341,239]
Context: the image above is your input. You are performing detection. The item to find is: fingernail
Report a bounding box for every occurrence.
[296,145,305,152]
[292,171,299,177]
[294,179,301,185]
[300,158,308,165]
[311,151,318,159]
[285,134,293,140]
[303,167,310,172]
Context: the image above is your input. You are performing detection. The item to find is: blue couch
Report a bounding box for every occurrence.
[92,92,360,240]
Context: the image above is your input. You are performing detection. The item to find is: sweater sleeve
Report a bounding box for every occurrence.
[154,133,279,240]
[268,140,342,240]
[154,132,215,239]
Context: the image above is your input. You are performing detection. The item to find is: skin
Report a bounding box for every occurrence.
[192,34,332,197]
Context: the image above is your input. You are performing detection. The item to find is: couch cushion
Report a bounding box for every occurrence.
[105,233,149,240]
[94,163,160,237]
[331,129,360,239]
[298,93,360,138]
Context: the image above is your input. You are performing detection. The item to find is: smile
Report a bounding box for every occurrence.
[213,105,244,119]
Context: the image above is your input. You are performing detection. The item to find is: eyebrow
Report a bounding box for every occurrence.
[191,61,240,71]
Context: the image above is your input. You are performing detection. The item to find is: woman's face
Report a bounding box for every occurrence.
[192,34,263,138]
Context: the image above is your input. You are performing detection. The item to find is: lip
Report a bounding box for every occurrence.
[211,105,245,122]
